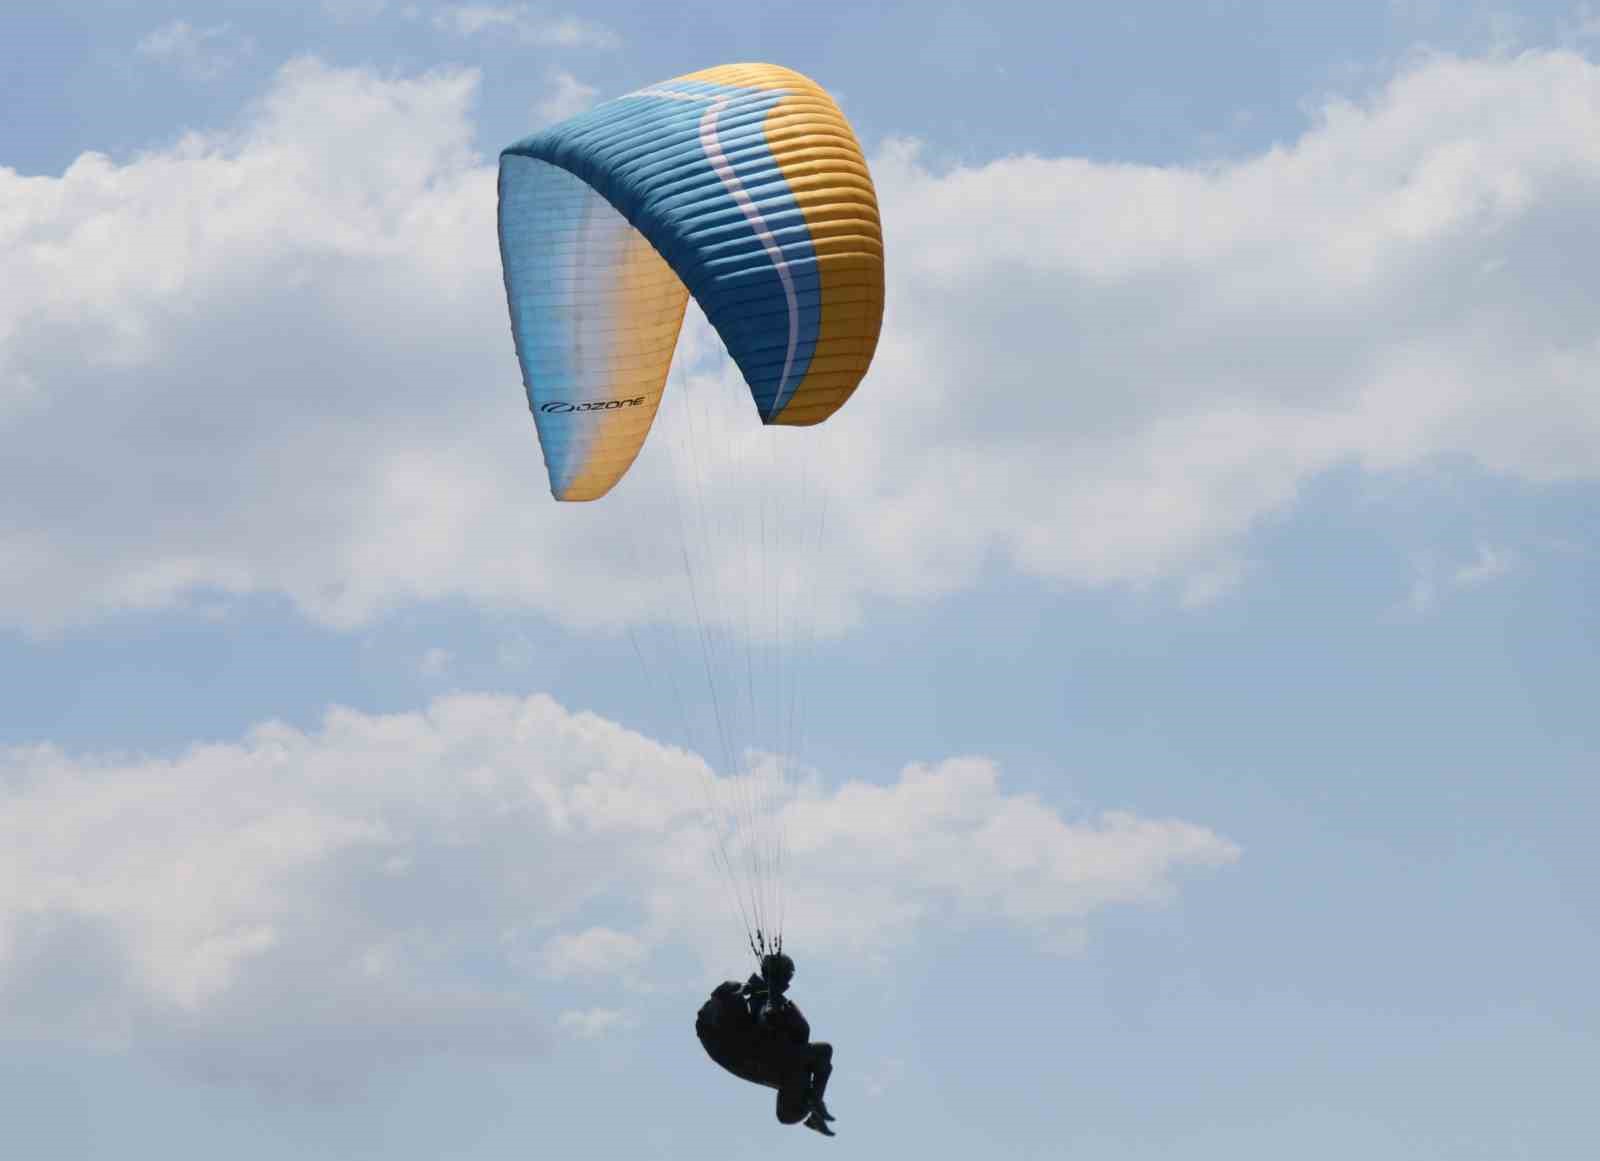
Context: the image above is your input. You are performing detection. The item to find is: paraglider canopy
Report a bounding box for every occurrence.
[498,62,885,500]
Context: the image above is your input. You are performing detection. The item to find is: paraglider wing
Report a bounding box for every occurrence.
[498,62,885,501]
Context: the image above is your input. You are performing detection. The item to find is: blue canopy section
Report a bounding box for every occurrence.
[500,77,823,420]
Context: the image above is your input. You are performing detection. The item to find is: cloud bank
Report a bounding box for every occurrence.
[0,693,1235,1088]
[2,50,1597,635]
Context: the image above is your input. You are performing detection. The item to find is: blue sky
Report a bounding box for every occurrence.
[3,3,1597,1159]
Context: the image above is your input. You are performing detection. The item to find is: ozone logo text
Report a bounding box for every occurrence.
[540,397,647,414]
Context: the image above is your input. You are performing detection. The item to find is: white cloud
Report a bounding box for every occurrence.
[534,69,598,125]
[541,926,647,981]
[1450,541,1515,588]
[1180,556,1252,609]
[1395,539,1517,617]
[0,693,1234,1090]
[1405,559,1439,616]
[136,20,254,80]
[3,51,1598,637]
[782,758,1238,951]
[557,1006,638,1038]
[433,5,618,48]
[865,50,1600,590]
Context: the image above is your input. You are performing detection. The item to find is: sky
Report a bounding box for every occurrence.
[2,2,1598,1158]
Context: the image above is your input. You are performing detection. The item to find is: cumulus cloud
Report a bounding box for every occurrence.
[557,1006,637,1039]
[136,20,254,80]
[541,926,648,982]
[1403,558,1441,616]
[533,69,598,124]
[2,51,1597,636]
[1450,541,1515,588]
[432,5,618,48]
[1180,556,1252,609]
[1,58,495,633]
[0,693,1235,1089]
[1395,539,1518,616]
[869,51,1600,589]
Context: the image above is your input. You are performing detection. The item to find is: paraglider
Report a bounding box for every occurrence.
[498,62,883,1135]
[697,952,836,1135]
